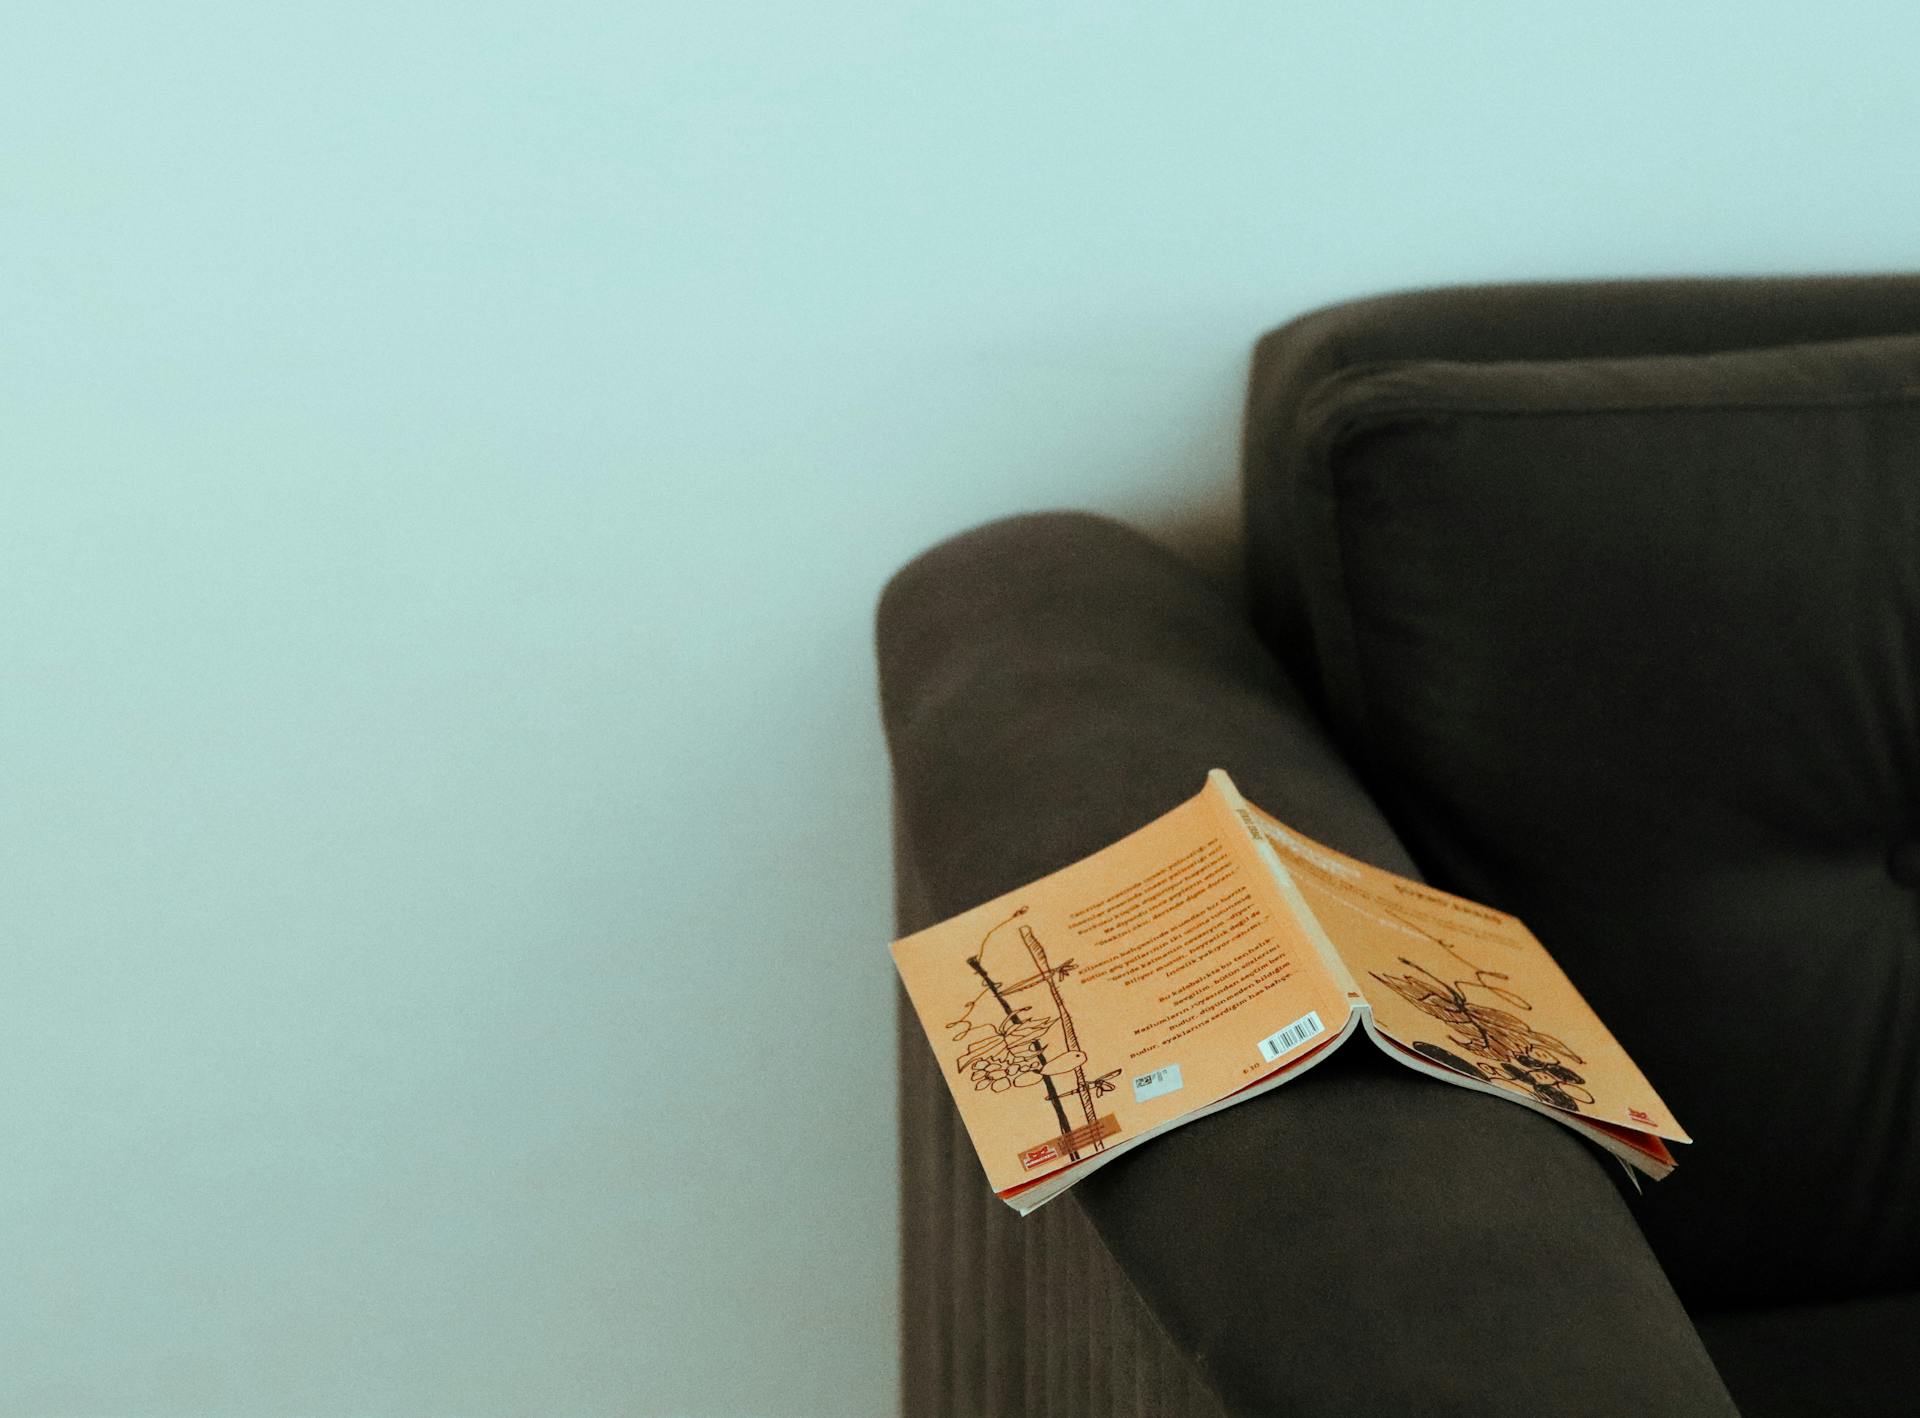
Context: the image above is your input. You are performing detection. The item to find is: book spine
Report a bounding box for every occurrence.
[1205,769,1368,1008]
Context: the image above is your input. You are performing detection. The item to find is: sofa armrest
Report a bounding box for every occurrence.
[877,511,1737,1418]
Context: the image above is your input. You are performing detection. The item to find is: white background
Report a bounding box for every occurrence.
[5,5,1918,1415]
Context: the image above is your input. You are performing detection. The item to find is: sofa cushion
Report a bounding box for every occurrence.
[1286,331,1920,1306]
[1695,1290,1920,1418]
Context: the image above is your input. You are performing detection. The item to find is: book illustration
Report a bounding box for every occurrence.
[892,770,1684,1212]
[946,907,1120,1166]
[1360,905,1598,1114]
[1369,953,1595,1114]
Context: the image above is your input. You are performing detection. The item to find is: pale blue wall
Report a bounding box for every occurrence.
[4,4,1916,1415]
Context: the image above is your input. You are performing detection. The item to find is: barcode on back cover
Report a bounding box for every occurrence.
[1257,1010,1325,1063]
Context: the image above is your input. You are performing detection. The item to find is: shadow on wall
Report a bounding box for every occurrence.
[1131,489,1245,603]
[866,306,1278,609]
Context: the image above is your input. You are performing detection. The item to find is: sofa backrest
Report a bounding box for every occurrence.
[1243,277,1920,1307]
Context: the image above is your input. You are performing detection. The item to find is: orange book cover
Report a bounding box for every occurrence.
[1241,797,1688,1149]
[891,771,1687,1212]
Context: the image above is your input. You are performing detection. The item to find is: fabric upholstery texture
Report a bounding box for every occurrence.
[1251,322,1920,1307]
[885,275,1920,1415]
[881,513,1735,1417]
[1244,275,1920,683]
[1694,1290,1920,1418]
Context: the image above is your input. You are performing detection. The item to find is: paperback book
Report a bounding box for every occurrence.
[890,770,1688,1214]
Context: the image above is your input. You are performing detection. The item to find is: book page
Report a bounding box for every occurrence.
[1244,804,1688,1143]
[892,783,1353,1196]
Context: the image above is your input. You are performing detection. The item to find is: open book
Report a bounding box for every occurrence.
[891,770,1688,1214]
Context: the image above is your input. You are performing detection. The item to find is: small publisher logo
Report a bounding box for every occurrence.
[1628,1107,1654,1125]
[1019,1142,1060,1171]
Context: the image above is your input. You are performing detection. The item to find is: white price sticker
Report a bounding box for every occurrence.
[1130,1063,1185,1103]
